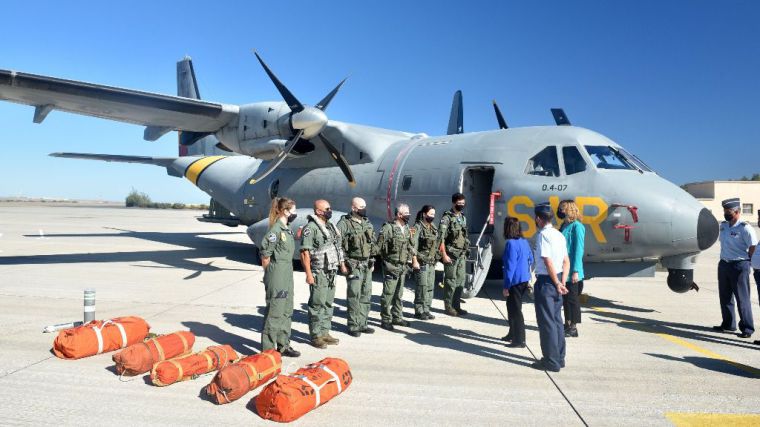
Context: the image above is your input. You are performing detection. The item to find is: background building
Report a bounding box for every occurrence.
[682,181,760,224]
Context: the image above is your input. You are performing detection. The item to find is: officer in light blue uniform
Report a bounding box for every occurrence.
[714,198,757,338]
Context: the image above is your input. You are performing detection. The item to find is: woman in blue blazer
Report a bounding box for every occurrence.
[501,217,534,348]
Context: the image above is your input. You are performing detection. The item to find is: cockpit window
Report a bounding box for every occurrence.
[525,146,560,177]
[617,147,653,172]
[584,146,636,170]
[562,146,587,175]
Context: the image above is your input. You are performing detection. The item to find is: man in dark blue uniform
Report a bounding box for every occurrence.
[714,198,757,339]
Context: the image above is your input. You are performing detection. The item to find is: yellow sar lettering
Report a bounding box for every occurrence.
[506,195,608,243]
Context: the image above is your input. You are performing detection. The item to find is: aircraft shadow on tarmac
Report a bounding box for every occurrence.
[587,300,760,351]
[6,228,256,278]
[644,353,759,379]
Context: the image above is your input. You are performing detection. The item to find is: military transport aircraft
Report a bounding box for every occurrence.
[0,54,719,298]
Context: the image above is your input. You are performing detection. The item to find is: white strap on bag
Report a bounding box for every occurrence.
[295,375,323,408]
[92,320,127,354]
[320,365,342,394]
[293,364,342,408]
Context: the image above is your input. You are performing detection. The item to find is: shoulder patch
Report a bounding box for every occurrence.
[267,233,277,243]
[303,227,312,237]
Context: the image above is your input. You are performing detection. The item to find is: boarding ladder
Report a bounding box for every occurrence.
[462,213,494,298]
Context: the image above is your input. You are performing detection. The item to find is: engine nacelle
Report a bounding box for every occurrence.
[239,138,288,160]
[215,101,319,159]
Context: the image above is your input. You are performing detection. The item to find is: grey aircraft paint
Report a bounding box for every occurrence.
[6,56,719,298]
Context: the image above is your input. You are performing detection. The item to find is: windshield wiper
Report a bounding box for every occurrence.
[608,145,642,174]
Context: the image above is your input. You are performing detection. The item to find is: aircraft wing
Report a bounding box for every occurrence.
[49,152,176,166]
[0,69,239,136]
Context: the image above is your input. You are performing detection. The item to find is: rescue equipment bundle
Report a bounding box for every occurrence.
[205,349,282,404]
[52,316,150,360]
[113,331,195,376]
[255,357,352,422]
[150,345,238,387]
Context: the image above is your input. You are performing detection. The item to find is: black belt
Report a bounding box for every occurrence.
[721,259,749,263]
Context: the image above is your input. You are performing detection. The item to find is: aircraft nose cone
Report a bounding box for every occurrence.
[697,207,719,250]
[291,107,328,139]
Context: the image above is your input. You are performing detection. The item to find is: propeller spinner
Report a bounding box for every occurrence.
[248,52,355,187]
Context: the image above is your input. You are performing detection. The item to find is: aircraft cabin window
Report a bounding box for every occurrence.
[525,146,560,177]
[562,146,587,175]
[584,146,636,170]
[402,175,413,191]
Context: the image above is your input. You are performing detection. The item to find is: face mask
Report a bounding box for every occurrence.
[287,213,297,224]
[425,215,435,223]
[400,214,410,223]
[454,204,465,212]
[557,210,566,220]
[356,208,367,218]
[322,210,333,220]
[723,213,734,222]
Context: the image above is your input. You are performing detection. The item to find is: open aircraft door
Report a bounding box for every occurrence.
[461,167,497,298]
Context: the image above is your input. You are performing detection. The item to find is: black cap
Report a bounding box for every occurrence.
[534,203,553,216]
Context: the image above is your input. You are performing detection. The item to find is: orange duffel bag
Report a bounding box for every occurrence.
[52,317,150,360]
[205,349,281,404]
[112,331,194,376]
[254,358,352,423]
[150,345,238,386]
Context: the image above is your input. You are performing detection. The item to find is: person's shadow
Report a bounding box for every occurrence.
[645,353,759,379]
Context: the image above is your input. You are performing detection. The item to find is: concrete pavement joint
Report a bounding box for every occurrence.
[482,287,589,427]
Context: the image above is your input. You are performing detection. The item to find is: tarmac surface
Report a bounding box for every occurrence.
[0,205,758,426]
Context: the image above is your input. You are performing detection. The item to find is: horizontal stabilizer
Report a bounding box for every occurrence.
[50,152,176,167]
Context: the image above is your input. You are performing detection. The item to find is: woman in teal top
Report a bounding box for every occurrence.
[558,200,585,338]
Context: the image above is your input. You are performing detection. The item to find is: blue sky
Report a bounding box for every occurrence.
[0,1,758,203]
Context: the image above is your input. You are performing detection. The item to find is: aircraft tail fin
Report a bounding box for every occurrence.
[176,57,226,157]
[447,90,463,135]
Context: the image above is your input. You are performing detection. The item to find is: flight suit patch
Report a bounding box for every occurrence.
[267,233,277,243]
[303,227,311,237]
[275,290,288,299]
[280,232,287,241]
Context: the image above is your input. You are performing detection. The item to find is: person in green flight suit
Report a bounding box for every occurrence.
[411,204,438,320]
[259,197,300,357]
[377,203,415,331]
[336,197,378,338]
[438,193,469,316]
[300,199,347,349]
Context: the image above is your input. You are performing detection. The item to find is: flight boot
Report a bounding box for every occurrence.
[311,336,327,349]
[323,334,340,345]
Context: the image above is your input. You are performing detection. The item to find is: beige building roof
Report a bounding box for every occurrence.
[682,181,760,224]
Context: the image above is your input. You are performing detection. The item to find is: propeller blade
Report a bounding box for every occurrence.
[315,78,347,111]
[317,133,356,187]
[253,51,304,113]
[248,130,304,185]
[492,100,508,129]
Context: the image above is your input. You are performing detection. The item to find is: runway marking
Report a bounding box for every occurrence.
[666,412,760,426]
[590,307,760,378]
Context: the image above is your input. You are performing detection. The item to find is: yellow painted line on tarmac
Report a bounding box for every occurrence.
[589,307,760,378]
[666,412,760,426]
